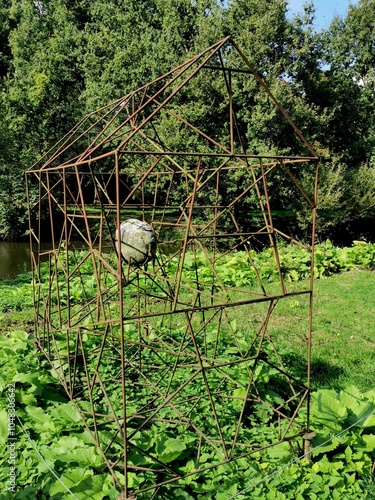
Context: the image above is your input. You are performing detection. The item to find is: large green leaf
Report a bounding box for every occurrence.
[48,467,93,496]
[50,402,82,423]
[72,474,114,500]
[314,390,348,422]
[155,436,186,463]
[358,434,375,452]
[25,406,57,432]
[362,412,375,428]
[13,372,42,394]
[0,409,8,445]
[49,435,87,454]
[53,447,104,467]
[266,442,293,461]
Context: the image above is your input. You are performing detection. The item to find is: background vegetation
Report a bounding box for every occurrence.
[0,0,374,242]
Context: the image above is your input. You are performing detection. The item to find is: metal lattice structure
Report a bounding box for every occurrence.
[26,37,318,498]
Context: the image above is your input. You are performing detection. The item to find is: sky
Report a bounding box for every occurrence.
[287,0,358,30]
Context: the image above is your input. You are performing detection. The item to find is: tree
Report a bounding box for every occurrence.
[0,0,13,79]
[321,0,375,166]
[317,0,375,234]
[0,0,87,239]
[81,0,224,109]
[0,0,374,241]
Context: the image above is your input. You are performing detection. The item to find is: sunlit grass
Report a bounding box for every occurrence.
[232,270,375,392]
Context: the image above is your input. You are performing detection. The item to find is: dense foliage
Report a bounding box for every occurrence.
[0,245,375,498]
[0,0,374,241]
[1,330,374,499]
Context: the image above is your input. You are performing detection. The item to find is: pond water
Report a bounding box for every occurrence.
[0,241,112,280]
[0,242,90,280]
[0,240,170,280]
[0,242,34,280]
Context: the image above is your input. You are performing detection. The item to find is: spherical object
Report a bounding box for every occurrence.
[115,219,157,265]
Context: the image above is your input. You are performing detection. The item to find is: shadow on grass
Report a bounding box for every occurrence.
[310,359,346,390]
[280,352,346,390]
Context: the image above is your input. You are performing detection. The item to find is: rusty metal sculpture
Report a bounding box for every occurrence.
[26,37,318,498]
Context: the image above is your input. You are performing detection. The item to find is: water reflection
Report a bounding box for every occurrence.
[0,242,91,280]
[0,240,179,280]
[0,242,33,280]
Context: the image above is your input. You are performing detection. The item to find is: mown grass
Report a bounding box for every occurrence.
[311,270,374,390]
[230,270,375,392]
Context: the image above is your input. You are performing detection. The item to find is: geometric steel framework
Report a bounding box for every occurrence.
[26,37,318,498]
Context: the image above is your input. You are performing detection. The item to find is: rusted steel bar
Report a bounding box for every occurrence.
[307,162,319,432]
[232,39,318,158]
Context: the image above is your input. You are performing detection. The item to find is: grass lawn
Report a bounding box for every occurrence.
[255,270,375,392]
[310,270,375,390]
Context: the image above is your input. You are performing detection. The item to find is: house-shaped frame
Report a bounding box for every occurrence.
[26,37,318,498]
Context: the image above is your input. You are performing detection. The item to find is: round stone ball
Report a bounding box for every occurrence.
[115,219,157,265]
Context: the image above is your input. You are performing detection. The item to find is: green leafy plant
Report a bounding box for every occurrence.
[1,242,375,498]
[0,330,119,499]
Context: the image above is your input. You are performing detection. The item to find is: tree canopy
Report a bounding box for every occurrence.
[0,0,374,241]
